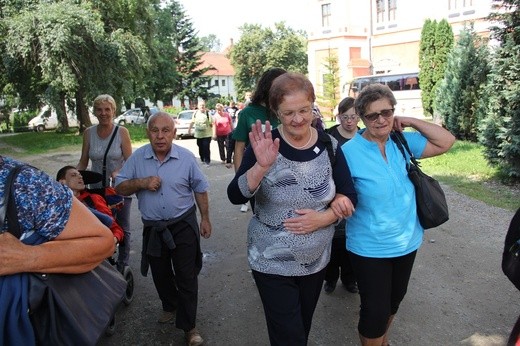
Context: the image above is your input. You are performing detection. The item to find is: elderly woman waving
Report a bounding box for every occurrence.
[228,72,357,346]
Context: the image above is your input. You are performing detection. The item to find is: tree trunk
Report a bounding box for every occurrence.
[75,88,91,133]
[57,93,69,132]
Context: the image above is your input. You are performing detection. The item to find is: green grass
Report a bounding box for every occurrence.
[420,141,519,211]
[0,125,150,155]
[0,127,518,210]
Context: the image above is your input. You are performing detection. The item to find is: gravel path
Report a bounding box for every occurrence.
[6,141,520,346]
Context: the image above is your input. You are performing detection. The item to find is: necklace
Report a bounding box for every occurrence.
[279,125,314,150]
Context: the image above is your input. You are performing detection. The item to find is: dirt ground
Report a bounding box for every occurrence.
[8,139,519,346]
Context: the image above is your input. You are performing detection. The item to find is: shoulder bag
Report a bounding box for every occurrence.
[90,125,124,213]
[391,131,449,229]
[2,164,127,346]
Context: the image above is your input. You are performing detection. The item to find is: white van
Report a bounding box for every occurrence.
[28,106,98,132]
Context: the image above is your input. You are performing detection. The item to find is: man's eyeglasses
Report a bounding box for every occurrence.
[278,107,313,119]
[363,108,395,122]
[340,114,358,121]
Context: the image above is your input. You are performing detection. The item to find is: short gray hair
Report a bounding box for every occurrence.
[354,84,396,118]
[147,112,175,130]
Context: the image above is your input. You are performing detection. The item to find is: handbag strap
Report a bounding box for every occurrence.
[390,131,420,169]
[101,125,119,187]
[0,164,25,238]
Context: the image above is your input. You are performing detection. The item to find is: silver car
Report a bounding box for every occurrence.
[114,107,159,125]
[114,108,146,125]
[174,110,195,139]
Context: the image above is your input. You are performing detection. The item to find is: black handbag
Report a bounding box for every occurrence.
[2,164,127,346]
[391,131,449,229]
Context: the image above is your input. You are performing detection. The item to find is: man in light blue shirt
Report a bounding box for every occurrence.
[116,113,211,346]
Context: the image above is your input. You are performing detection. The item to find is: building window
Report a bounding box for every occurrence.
[388,0,397,21]
[376,0,385,23]
[222,79,226,87]
[321,3,331,27]
[214,80,219,87]
[449,0,473,10]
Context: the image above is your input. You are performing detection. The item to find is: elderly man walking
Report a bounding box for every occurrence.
[116,112,212,346]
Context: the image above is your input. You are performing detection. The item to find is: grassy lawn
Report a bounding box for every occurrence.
[0,126,518,211]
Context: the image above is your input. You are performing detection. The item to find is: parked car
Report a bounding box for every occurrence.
[173,110,195,139]
[27,106,98,132]
[114,107,159,125]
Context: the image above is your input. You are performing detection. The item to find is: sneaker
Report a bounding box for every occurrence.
[240,204,249,212]
[225,163,232,169]
[323,280,337,293]
[157,310,175,324]
[185,328,204,346]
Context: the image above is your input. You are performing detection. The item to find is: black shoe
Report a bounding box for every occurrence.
[344,282,358,293]
[324,280,337,293]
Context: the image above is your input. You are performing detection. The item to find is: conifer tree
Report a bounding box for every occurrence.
[419,19,437,117]
[480,0,520,179]
[435,24,489,141]
[316,51,341,121]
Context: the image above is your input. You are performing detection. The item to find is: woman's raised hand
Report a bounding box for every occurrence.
[249,120,280,169]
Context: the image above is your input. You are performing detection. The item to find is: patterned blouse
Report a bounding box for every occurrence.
[0,156,72,244]
[227,129,357,276]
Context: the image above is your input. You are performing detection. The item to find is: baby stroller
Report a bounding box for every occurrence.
[79,170,135,335]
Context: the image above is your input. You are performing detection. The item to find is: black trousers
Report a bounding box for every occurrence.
[226,134,235,164]
[196,137,211,164]
[324,236,356,285]
[349,250,417,338]
[252,268,326,346]
[147,221,199,332]
[216,134,231,162]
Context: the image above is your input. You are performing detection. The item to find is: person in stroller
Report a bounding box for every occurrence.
[56,165,123,244]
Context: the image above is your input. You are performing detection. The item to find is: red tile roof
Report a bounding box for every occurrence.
[200,52,235,77]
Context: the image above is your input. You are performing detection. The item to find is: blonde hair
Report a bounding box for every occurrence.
[93,94,116,112]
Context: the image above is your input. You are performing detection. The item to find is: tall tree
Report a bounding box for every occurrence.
[87,0,157,109]
[5,1,107,130]
[432,19,454,118]
[4,1,150,131]
[480,0,520,180]
[419,19,454,118]
[316,50,340,121]
[147,3,181,105]
[229,22,307,98]
[200,34,222,52]
[435,24,489,141]
[419,19,437,117]
[166,0,211,108]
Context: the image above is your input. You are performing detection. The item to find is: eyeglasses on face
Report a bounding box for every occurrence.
[278,106,313,119]
[340,114,358,121]
[363,108,395,122]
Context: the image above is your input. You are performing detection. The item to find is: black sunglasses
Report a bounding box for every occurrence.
[363,108,395,122]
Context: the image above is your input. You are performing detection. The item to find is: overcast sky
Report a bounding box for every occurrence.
[177,0,310,48]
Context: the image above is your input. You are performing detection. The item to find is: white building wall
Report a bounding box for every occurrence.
[307,0,495,98]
